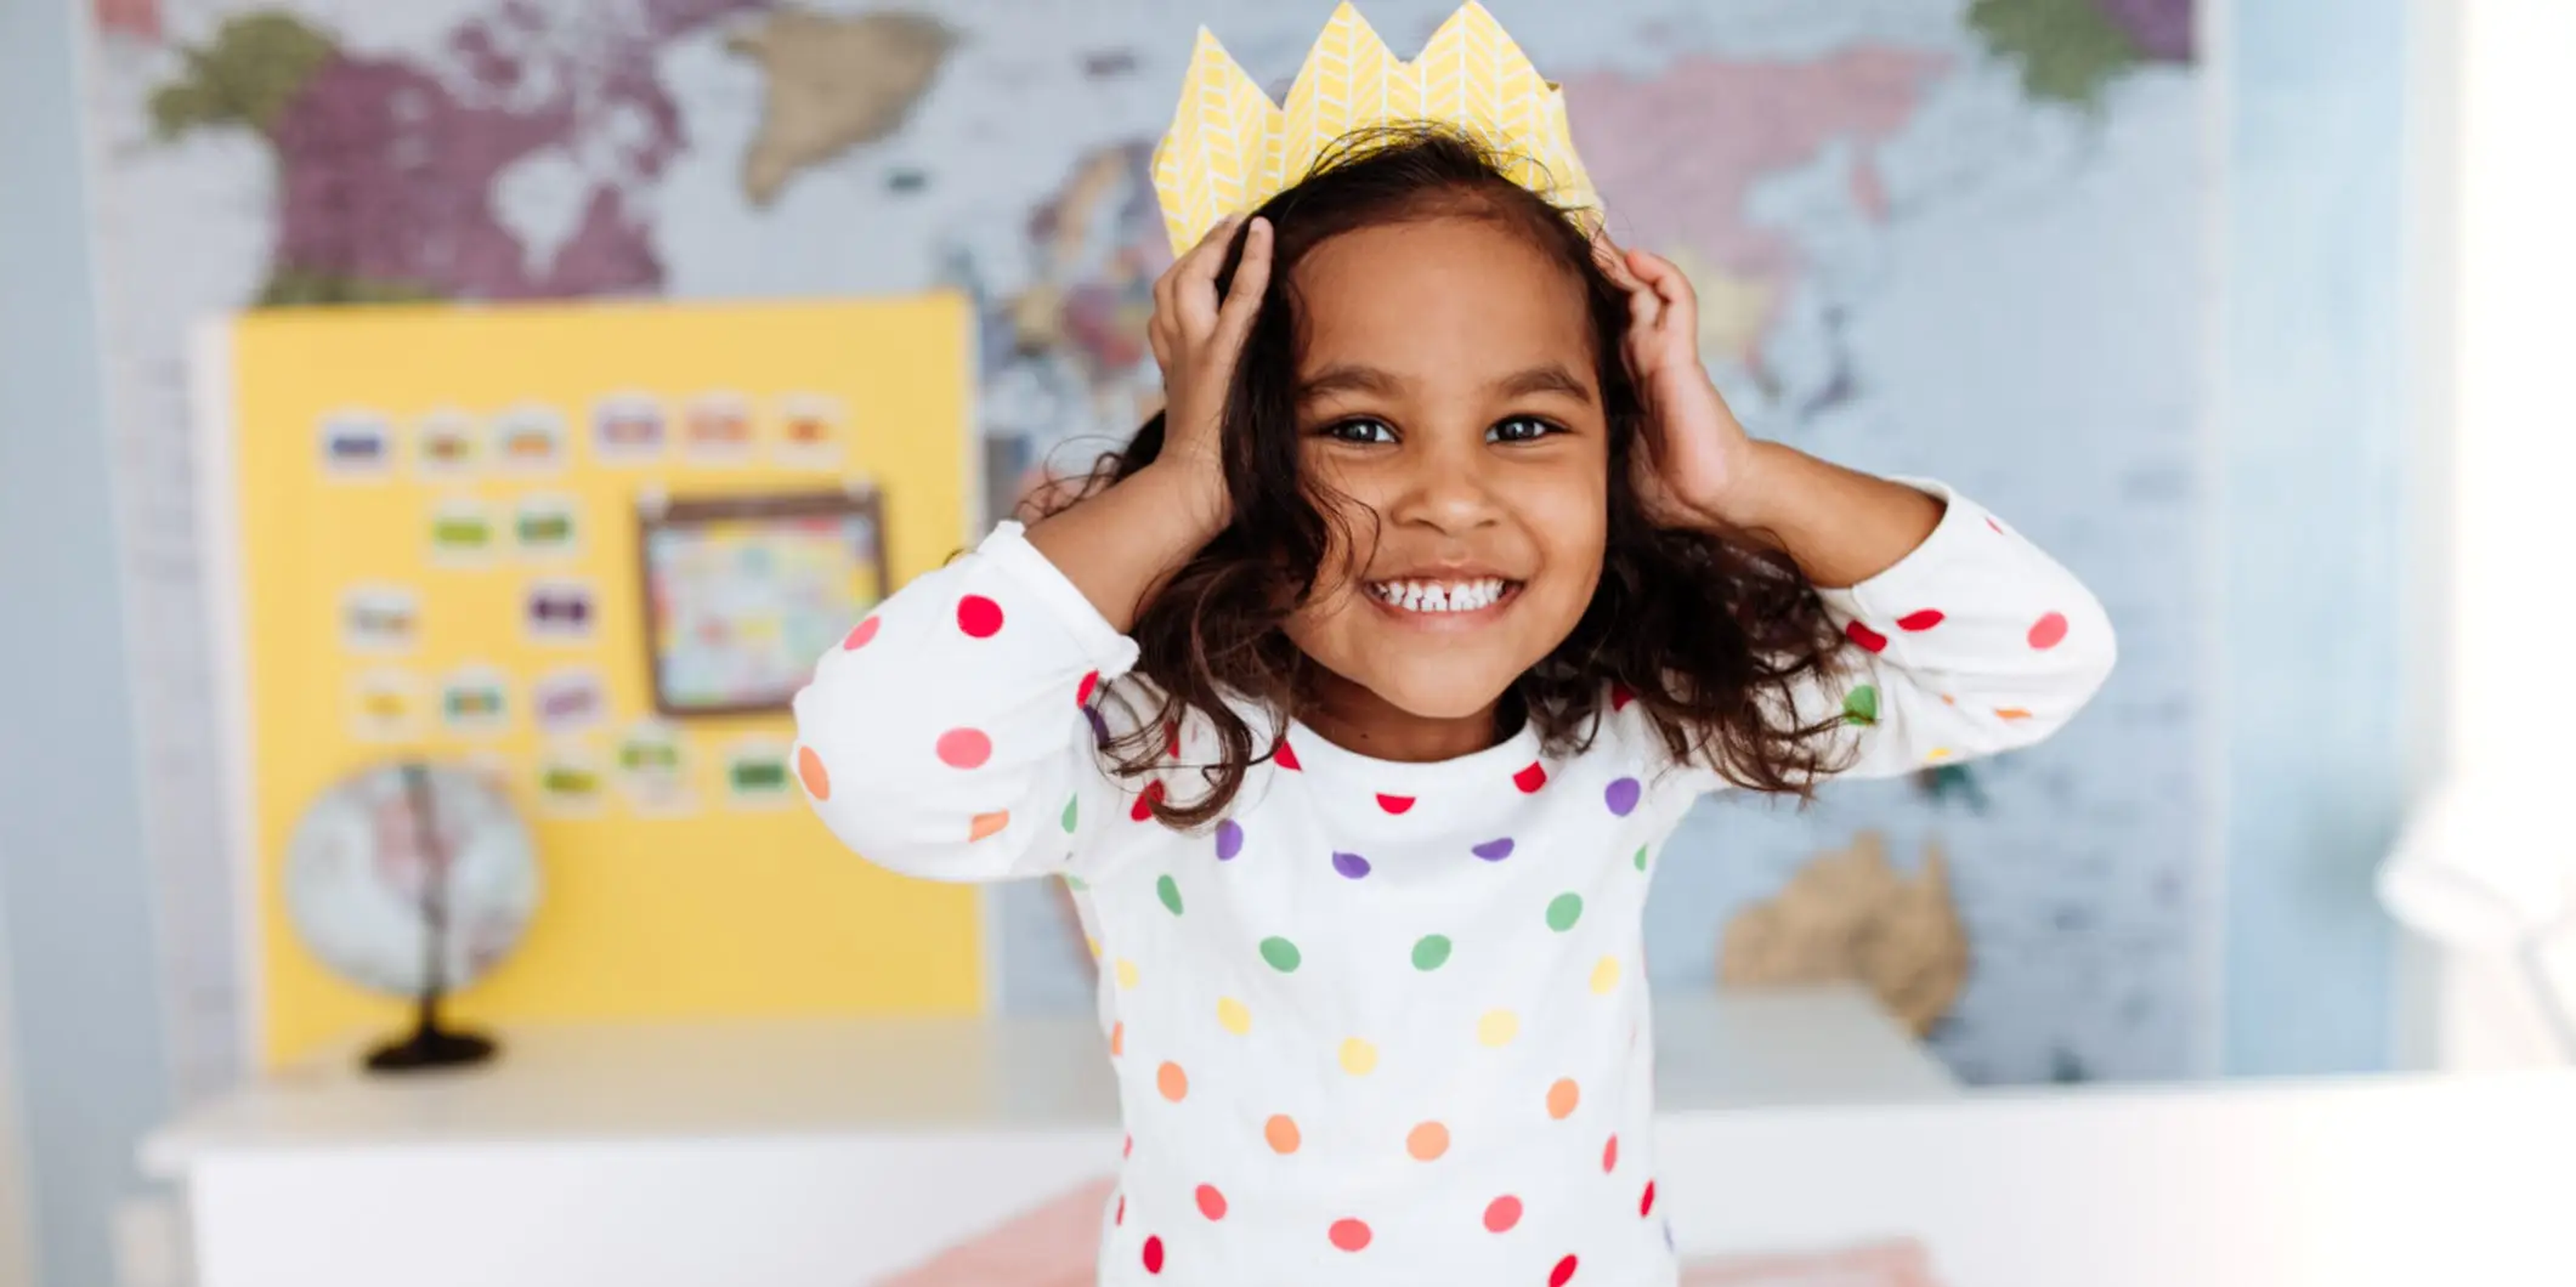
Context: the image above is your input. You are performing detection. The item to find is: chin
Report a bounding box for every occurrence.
[1360,667,1521,723]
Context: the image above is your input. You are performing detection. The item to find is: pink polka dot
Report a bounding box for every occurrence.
[1986,516,2005,534]
[841,617,879,650]
[1140,1233,1161,1273]
[935,728,992,769]
[1898,609,1946,632]
[1122,1134,1132,1158]
[1845,620,1889,653]
[1602,1134,1619,1172]
[1550,1254,1580,1286]
[1116,1194,1125,1225]
[1484,1195,1523,1233]
[1196,1184,1227,1220]
[2028,611,2070,650]
[1329,1219,1372,1252]
[957,594,1004,638]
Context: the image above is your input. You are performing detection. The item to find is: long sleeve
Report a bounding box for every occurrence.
[792,521,1140,883]
[1690,480,2116,791]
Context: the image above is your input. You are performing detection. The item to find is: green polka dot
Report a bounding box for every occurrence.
[1061,794,1079,832]
[1843,683,1880,726]
[1634,846,1650,872]
[1546,893,1584,932]
[1260,936,1302,972]
[1157,875,1183,915]
[1065,874,1088,892]
[1411,935,1452,971]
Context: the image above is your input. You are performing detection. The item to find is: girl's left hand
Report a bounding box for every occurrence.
[1599,238,1762,530]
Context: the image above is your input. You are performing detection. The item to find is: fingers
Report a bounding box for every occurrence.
[1173,213,1242,331]
[1210,217,1272,351]
[1591,228,1645,292]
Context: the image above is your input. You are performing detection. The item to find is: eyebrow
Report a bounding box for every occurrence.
[1297,361,1595,404]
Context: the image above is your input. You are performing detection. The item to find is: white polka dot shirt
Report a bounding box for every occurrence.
[794,480,2114,1286]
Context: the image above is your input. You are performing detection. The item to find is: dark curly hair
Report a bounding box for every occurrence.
[1038,126,1851,827]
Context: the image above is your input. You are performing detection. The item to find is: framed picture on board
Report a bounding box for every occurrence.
[638,488,891,718]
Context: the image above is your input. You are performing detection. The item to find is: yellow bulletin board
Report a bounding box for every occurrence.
[198,298,987,1068]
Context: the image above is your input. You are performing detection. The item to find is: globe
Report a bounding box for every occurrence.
[284,761,541,1003]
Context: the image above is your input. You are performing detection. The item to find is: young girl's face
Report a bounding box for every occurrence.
[1282,214,1609,741]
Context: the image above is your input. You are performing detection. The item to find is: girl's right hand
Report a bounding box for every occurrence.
[1146,215,1273,487]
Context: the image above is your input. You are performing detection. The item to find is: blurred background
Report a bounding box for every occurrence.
[3,1,2567,1286]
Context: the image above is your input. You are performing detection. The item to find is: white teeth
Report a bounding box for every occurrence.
[1368,577,1509,613]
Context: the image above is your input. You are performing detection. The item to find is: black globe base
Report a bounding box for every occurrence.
[365,1011,497,1074]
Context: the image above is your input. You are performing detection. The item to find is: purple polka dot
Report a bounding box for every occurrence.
[1332,852,1371,879]
[1605,778,1642,817]
[1216,820,1244,861]
[1083,706,1110,748]
[1472,838,1515,861]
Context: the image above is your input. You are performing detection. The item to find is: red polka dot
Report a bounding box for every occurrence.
[2028,611,2070,650]
[1602,1134,1619,1172]
[1845,620,1889,653]
[796,746,830,800]
[1077,670,1100,705]
[1376,793,1415,814]
[1131,780,1165,822]
[1329,1219,1372,1252]
[1140,1234,1161,1272]
[1196,1184,1227,1220]
[1483,1195,1523,1233]
[1116,1194,1125,1225]
[1550,1254,1579,1286]
[1275,740,1302,771]
[1165,722,1182,758]
[935,727,991,769]
[1513,762,1548,793]
[1611,683,1635,711]
[841,617,879,650]
[1898,609,1946,632]
[1641,1180,1657,1217]
[957,594,1004,638]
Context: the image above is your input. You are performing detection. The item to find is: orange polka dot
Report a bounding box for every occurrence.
[795,746,830,799]
[1547,1078,1580,1119]
[1329,1219,1372,1252]
[1407,1121,1450,1161]
[968,810,1010,841]
[1265,1114,1301,1154]
[1996,707,2034,721]
[1157,1062,1188,1101]
[1109,1022,1123,1057]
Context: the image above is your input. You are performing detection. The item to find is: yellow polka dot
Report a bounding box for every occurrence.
[1217,997,1251,1035]
[1085,936,1102,960]
[1115,958,1138,989]
[1477,1009,1519,1047]
[1925,747,1953,763]
[1590,956,1621,995]
[1339,1037,1378,1075]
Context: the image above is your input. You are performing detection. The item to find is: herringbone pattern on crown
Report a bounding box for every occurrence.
[1150,2,1603,256]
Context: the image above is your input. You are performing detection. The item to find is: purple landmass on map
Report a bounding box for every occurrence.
[266,0,767,300]
[2100,0,2194,62]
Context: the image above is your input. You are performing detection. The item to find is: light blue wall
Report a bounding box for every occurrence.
[0,2,176,1285]
[2220,0,2410,1073]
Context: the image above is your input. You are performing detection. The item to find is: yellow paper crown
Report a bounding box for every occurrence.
[1150,2,1601,256]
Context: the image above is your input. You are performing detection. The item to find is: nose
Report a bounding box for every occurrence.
[1385,429,1502,537]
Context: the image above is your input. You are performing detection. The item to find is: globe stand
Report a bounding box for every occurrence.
[361,761,502,1076]
[365,993,496,1074]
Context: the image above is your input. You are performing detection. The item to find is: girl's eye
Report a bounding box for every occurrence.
[1489,416,1561,444]
[1322,418,1397,445]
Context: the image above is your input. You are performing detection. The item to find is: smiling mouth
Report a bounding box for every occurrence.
[1365,576,1521,616]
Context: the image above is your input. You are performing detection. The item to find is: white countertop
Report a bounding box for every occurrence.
[144,985,1955,1174]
